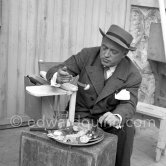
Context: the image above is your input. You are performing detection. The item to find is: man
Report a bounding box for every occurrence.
[46,24,142,166]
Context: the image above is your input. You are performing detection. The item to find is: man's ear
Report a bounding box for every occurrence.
[123,49,128,56]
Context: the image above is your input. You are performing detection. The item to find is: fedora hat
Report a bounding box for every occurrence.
[99,24,136,51]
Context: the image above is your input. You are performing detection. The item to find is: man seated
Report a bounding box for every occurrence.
[46,24,142,166]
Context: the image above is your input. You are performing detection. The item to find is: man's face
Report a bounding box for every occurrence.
[100,37,127,67]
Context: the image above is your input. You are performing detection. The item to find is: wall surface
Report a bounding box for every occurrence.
[1,0,165,123]
[0,0,127,122]
[126,0,166,104]
[128,6,161,104]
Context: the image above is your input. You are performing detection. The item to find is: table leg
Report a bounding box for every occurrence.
[156,119,166,161]
[68,91,77,124]
[42,96,55,120]
[161,119,166,156]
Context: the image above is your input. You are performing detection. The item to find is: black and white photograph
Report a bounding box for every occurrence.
[0,0,166,166]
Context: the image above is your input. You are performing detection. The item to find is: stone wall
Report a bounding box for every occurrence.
[128,6,161,104]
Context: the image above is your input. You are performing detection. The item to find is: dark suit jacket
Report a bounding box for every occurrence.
[46,47,142,125]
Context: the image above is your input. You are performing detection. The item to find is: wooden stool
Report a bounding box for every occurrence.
[136,102,166,161]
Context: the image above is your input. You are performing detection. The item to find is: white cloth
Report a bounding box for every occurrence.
[50,72,61,87]
[115,89,130,100]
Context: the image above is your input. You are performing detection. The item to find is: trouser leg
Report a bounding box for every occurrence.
[103,123,135,166]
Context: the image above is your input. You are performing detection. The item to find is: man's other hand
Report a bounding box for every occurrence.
[99,112,120,127]
[56,66,73,84]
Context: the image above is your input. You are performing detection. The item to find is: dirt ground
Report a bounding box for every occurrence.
[0,126,165,166]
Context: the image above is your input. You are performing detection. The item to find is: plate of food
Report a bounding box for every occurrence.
[47,122,104,146]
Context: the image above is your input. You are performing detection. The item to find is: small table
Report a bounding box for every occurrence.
[26,84,78,124]
[19,130,117,166]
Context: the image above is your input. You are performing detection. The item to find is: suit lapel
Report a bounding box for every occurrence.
[86,66,104,95]
[85,53,105,95]
[95,58,129,103]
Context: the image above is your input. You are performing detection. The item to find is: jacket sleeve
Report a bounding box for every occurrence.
[112,73,142,125]
[46,48,89,81]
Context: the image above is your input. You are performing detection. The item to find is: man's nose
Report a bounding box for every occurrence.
[104,50,111,58]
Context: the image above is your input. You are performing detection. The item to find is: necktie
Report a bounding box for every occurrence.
[104,67,109,80]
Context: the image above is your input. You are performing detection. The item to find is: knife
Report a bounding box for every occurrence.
[29,127,58,133]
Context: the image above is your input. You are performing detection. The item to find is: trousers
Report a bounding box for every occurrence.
[102,123,135,166]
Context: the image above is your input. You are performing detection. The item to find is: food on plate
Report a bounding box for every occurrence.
[54,135,64,141]
[47,133,64,141]
[53,130,63,136]
[73,125,79,131]
[48,122,99,144]
[79,135,90,143]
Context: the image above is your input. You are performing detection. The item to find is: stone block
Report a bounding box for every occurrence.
[19,131,117,166]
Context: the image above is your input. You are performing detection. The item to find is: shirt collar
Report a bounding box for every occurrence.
[104,65,117,71]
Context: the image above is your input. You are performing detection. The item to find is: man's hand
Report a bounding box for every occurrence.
[99,112,120,127]
[56,66,73,84]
